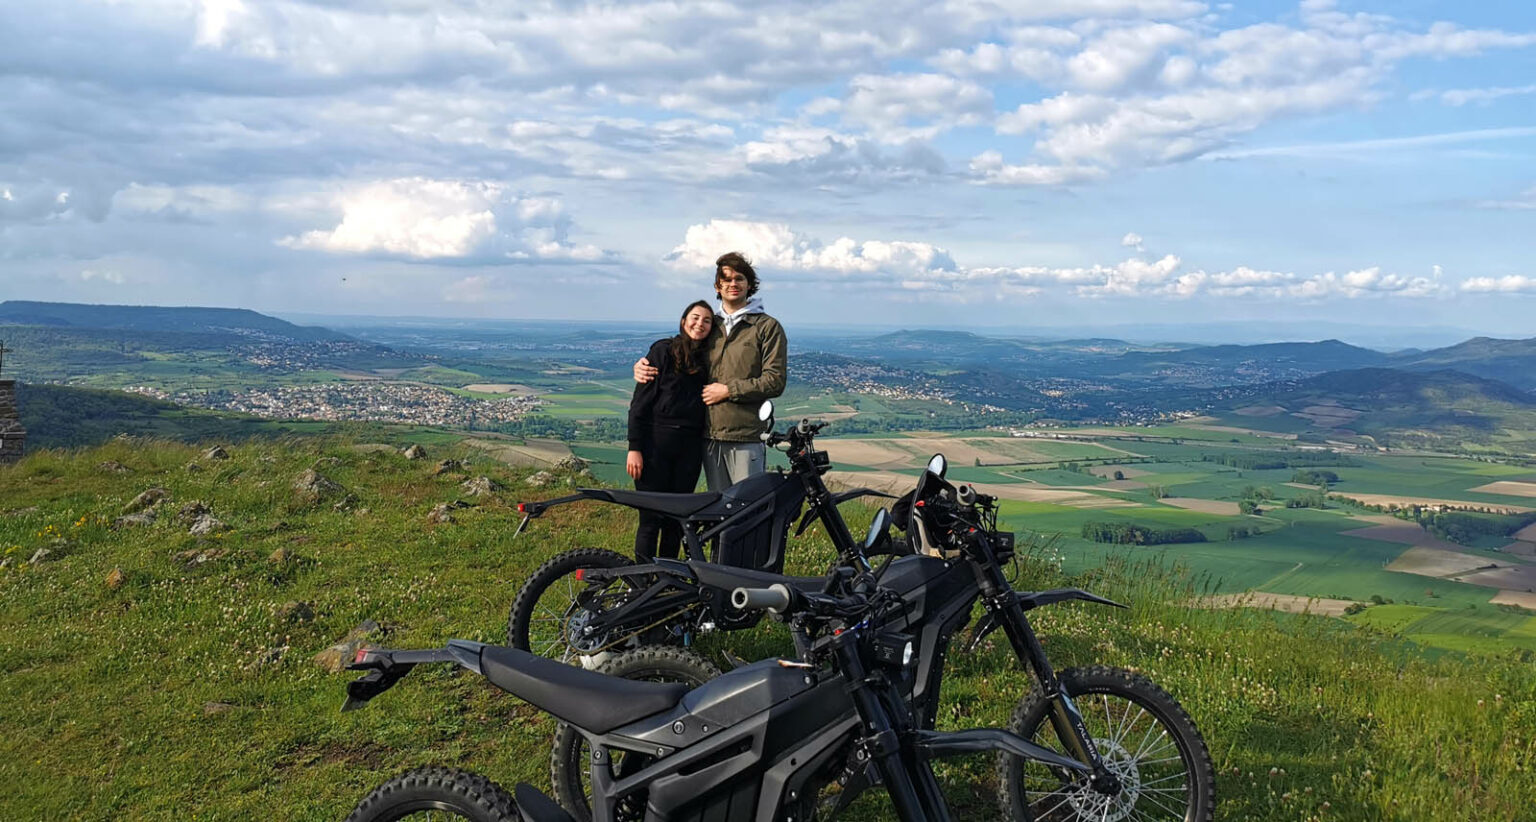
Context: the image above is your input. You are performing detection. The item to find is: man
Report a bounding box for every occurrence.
[634,252,787,491]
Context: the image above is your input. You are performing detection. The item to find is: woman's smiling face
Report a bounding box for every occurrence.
[683,305,714,341]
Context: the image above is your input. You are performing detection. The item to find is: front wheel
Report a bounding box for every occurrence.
[997,666,1215,822]
[346,767,518,822]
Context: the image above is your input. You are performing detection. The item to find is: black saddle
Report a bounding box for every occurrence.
[583,489,722,519]
[689,561,827,594]
[480,646,687,734]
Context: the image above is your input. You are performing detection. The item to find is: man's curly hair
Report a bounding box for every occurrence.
[715,251,759,299]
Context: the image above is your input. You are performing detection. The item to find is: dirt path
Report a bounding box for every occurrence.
[462,436,573,467]
[1197,592,1359,617]
[1159,497,1241,516]
[1468,481,1536,499]
[1492,590,1536,609]
[1331,492,1531,514]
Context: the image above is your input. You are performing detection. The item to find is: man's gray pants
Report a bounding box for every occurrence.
[704,440,765,491]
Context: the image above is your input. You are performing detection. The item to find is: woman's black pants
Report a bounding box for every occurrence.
[634,425,704,562]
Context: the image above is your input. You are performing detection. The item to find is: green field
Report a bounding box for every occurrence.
[821,431,1536,655]
[537,381,634,417]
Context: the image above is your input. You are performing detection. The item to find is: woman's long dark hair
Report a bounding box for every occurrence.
[669,300,714,376]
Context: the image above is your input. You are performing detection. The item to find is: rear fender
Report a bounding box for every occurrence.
[342,640,487,711]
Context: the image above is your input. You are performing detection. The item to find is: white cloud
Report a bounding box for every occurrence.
[1121,232,1145,250]
[78,268,127,285]
[1460,275,1536,293]
[1474,184,1536,211]
[737,126,948,181]
[668,221,1448,301]
[1206,127,1536,161]
[278,179,610,263]
[1066,23,1194,91]
[968,150,1106,185]
[665,220,959,283]
[1428,84,1536,107]
[840,73,994,139]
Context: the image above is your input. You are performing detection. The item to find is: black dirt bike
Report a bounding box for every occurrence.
[341,563,1095,822]
[507,402,897,665]
[542,446,1216,821]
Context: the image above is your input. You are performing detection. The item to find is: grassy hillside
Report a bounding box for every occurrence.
[1,439,1532,820]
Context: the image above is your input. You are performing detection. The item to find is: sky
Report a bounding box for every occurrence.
[2,0,1534,341]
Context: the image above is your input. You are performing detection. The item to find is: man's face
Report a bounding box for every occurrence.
[717,266,749,303]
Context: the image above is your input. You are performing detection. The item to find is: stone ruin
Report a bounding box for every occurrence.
[0,378,24,465]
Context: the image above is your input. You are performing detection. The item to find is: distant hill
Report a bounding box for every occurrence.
[0,301,348,343]
[1111,339,1388,376]
[1214,367,1536,451]
[1396,336,1536,392]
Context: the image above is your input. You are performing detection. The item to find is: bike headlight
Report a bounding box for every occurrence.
[874,632,916,667]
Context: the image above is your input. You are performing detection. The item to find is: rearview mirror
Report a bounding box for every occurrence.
[927,453,947,478]
[864,508,892,552]
[758,400,774,422]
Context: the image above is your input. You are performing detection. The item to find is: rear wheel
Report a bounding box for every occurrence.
[508,548,639,663]
[346,767,517,822]
[997,666,1215,822]
[549,646,722,821]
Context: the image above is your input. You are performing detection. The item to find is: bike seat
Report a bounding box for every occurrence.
[480,646,687,734]
[689,561,828,594]
[581,488,722,519]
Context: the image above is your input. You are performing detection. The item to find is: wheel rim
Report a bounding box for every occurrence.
[377,803,487,821]
[524,571,643,664]
[1018,691,1193,822]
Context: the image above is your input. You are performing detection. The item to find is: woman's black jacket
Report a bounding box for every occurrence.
[628,338,708,452]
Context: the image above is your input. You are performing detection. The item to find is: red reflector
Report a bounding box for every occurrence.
[354,647,369,663]
[575,568,585,581]
[517,503,526,513]
[914,501,925,508]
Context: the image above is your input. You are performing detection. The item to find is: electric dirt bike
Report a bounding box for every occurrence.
[507,402,898,665]
[340,566,1091,822]
[549,450,1216,821]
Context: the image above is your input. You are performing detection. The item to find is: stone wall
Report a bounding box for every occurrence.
[0,381,24,464]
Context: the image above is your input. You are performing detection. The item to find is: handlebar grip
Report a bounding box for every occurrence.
[957,485,976,506]
[731,584,794,614]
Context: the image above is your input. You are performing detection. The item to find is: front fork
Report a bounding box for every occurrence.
[988,593,1122,796]
[832,631,954,822]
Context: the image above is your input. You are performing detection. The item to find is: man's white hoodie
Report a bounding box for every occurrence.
[719,296,765,336]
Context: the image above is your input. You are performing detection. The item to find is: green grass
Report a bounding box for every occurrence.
[3,439,1535,821]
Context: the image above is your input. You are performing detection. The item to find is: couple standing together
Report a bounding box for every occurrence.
[625,252,787,562]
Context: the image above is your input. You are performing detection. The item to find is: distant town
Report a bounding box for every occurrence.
[128,382,542,427]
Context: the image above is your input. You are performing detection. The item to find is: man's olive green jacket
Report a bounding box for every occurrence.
[706,313,787,442]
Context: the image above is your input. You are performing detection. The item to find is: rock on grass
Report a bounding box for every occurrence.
[122,487,169,514]
[460,476,503,497]
[313,620,383,673]
[293,469,345,503]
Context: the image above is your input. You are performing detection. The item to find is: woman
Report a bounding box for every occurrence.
[626,300,715,561]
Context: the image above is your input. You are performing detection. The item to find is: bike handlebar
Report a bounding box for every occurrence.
[731,584,794,614]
